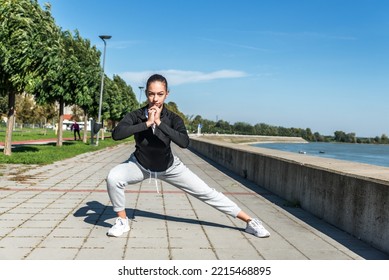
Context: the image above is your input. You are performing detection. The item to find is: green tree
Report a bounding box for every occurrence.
[201,118,216,133]
[36,102,57,130]
[0,95,8,117]
[105,75,138,128]
[305,128,314,141]
[34,29,101,145]
[381,134,389,144]
[71,31,101,142]
[191,115,203,133]
[33,29,78,146]
[165,101,187,124]
[14,93,57,129]
[346,132,356,143]
[15,93,36,127]
[254,123,277,136]
[0,0,61,154]
[334,131,347,142]
[313,132,325,142]
[233,122,254,135]
[215,120,232,134]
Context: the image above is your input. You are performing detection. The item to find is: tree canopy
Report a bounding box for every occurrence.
[0,0,62,154]
[0,0,138,153]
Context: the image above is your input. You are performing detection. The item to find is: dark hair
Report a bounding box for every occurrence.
[146,74,168,92]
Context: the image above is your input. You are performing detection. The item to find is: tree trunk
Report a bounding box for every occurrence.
[3,92,16,156]
[56,99,64,147]
[83,112,88,143]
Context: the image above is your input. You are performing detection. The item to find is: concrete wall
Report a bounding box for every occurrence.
[189,137,389,255]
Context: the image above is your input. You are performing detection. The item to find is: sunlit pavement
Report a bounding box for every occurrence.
[0,142,387,260]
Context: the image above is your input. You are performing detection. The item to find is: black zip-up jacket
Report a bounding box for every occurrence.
[112,106,189,172]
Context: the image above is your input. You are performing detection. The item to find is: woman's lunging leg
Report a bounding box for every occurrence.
[163,157,241,217]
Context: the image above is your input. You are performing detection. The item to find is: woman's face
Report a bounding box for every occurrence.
[146,81,169,108]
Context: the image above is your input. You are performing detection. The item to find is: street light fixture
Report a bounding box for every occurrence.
[138,86,144,107]
[96,35,111,146]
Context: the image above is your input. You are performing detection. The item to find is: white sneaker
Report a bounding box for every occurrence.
[245,218,270,238]
[107,217,130,237]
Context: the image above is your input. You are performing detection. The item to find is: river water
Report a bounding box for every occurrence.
[251,142,389,168]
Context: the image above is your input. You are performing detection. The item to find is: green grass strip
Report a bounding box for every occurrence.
[0,138,131,164]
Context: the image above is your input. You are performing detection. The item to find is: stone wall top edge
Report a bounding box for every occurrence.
[189,136,389,185]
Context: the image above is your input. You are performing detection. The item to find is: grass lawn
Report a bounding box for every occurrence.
[0,128,78,141]
[0,128,131,164]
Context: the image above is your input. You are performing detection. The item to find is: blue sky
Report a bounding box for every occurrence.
[39,0,389,137]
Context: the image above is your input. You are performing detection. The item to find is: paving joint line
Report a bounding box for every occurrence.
[161,183,173,260]
[184,192,219,260]
[23,190,95,260]
[73,193,111,260]
[1,187,260,196]
[124,184,143,260]
[0,189,49,242]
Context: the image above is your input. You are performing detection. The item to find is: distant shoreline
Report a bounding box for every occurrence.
[189,134,308,144]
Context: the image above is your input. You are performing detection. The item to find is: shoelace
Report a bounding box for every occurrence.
[148,170,159,193]
[114,217,124,228]
[249,219,263,228]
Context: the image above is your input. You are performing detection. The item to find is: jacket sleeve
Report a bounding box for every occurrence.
[112,111,147,140]
[157,114,189,148]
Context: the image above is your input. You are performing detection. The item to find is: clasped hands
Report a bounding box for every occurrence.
[146,105,162,127]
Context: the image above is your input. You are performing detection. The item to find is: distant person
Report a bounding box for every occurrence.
[105,74,270,238]
[71,120,81,140]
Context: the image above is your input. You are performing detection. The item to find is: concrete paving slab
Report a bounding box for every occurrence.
[0,142,388,260]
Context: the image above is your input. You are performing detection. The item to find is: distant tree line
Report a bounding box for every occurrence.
[178,114,389,145]
[332,130,389,144]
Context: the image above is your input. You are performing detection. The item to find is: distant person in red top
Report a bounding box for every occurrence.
[71,120,81,140]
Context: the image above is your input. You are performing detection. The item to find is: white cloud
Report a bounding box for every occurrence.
[120,69,248,87]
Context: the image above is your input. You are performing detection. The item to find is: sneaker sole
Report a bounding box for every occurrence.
[107,227,130,237]
[245,229,270,238]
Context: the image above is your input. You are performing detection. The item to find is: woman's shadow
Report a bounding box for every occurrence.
[73,200,242,231]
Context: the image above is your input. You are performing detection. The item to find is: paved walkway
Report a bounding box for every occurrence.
[0,142,388,260]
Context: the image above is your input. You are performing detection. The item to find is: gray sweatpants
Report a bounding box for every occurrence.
[106,153,241,218]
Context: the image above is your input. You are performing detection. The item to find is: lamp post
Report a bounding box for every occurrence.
[96,35,111,146]
[138,86,144,107]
